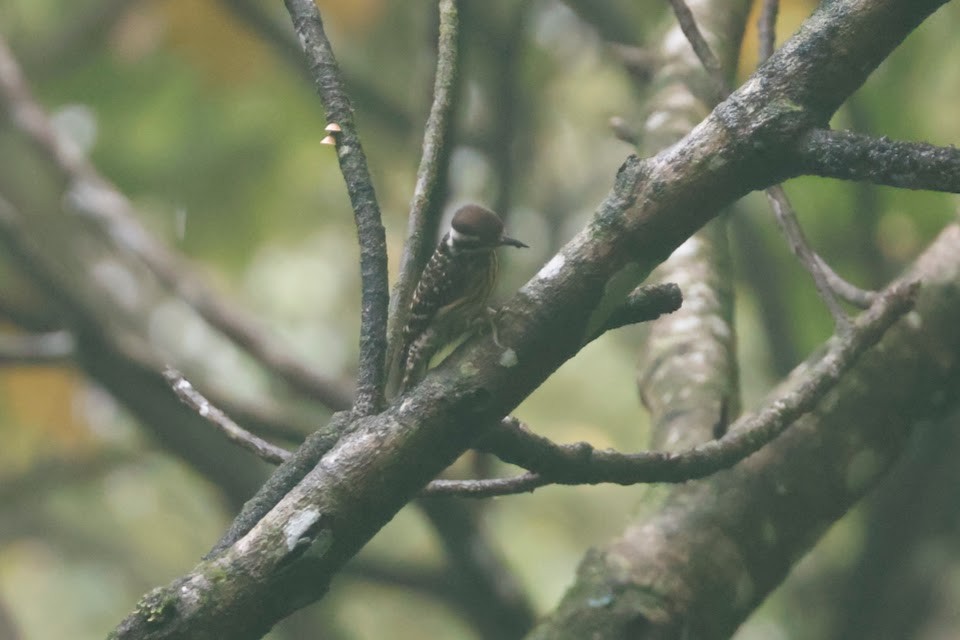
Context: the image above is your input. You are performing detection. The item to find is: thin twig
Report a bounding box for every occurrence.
[757,0,779,63]
[387,0,462,380]
[0,33,354,411]
[664,2,869,332]
[163,367,292,465]
[766,185,852,330]
[425,280,917,497]
[759,2,873,316]
[424,473,547,498]
[0,330,74,364]
[815,255,877,309]
[664,0,729,102]
[283,0,390,417]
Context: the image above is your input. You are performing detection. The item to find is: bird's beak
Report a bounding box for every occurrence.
[500,235,528,248]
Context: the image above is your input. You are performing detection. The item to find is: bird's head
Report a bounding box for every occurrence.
[447,204,528,252]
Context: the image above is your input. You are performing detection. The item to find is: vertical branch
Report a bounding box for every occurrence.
[636,0,751,448]
[758,0,779,62]
[387,0,462,379]
[284,0,390,416]
[639,221,740,447]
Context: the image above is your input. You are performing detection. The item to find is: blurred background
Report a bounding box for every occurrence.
[0,1,958,638]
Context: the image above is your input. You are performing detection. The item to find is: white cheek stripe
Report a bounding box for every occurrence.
[449,227,466,244]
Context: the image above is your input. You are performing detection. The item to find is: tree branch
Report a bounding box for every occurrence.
[425,278,916,497]
[387,0,462,381]
[586,282,682,342]
[668,0,868,332]
[0,33,354,411]
[283,0,390,416]
[765,184,854,329]
[163,368,292,465]
[795,128,960,193]
[0,193,270,508]
[633,1,749,448]
[664,0,729,103]
[204,410,352,558]
[526,224,960,639]
[757,0,780,62]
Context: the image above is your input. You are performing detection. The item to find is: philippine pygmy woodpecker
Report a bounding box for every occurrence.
[398,204,527,391]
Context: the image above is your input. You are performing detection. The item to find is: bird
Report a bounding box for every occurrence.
[397,204,527,391]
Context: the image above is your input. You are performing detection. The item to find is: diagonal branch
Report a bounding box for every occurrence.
[664,0,729,103]
[0,33,354,411]
[765,184,854,328]
[526,222,960,638]
[283,0,390,417]
[424,278,916,497]
[163,367,292,465]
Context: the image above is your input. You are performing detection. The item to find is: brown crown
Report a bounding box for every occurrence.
[450,204,505,244]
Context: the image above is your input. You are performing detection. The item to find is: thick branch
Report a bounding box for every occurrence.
[205,411,352,558]
[283,0,389,416]
[636,0,749,448]
[796,128,960,193]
